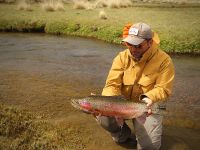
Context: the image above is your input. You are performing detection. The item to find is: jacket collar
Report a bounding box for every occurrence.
[139,41,158,63]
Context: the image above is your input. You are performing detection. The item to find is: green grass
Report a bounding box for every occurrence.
[0,3,200,53]
[0,103,86,150]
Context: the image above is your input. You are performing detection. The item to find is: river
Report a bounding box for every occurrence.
[0,33,199,150]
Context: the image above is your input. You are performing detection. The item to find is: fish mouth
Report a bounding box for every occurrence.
[71,99,91,114]
[71,99,80,109]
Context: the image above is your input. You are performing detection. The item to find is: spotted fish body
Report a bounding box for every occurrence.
[71,95,164,119]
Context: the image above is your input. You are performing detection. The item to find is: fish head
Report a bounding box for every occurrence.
[71,98,93,114]
[79,99,92,109]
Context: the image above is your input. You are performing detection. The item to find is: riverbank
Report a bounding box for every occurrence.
[0,3,200,54]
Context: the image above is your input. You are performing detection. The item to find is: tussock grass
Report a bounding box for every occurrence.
[73,0,133,9]
[41,0,55,11]
[73,0,94,10]
[99,10,107,19]
[55,1,65,11]
[108,0,121,9]
[73,0,86,9]
[41,0,65,11]
[17,0,33,11]
[0,0,15,3]
[131,0,200,4]
[107,0,133,8]
[0,103,85,150]
[95,0,109,8]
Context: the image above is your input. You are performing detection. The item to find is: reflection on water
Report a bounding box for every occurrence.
[0,33,200,149]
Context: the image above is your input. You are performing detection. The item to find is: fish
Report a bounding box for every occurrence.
[71,95,166,119]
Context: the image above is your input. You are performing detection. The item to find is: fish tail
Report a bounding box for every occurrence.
[158,105,166,110]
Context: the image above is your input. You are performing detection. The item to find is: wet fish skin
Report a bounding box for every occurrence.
[71,95,165,119]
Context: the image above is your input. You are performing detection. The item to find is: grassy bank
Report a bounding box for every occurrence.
[0,3,200,53]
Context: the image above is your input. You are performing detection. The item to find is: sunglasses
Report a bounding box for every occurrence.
[126,39,150,49]
[133,44,142,48]
[125,42,143,49]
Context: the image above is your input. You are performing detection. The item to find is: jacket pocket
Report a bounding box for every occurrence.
[122,68,136,85]
[138,73,157,87]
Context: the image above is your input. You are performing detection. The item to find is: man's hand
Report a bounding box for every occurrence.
[142,97,153,116]
[90,92,96,96]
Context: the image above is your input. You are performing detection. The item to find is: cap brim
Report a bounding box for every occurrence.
[122,35,145,45]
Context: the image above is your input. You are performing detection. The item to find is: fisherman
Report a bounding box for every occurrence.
[96,22,175,150]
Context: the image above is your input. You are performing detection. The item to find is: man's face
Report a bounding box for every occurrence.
[125,39,153,59]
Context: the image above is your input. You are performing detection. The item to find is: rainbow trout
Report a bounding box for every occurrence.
[71,95,165,119]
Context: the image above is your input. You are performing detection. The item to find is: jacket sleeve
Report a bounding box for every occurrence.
[142,57,175,102]
[102,54,124,96]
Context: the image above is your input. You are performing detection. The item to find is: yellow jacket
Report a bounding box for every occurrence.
[102,33,175,103]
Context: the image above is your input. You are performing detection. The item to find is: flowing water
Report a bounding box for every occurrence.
[0,33,199,150]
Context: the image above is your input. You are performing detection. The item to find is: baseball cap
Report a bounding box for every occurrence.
[122,23,153,46]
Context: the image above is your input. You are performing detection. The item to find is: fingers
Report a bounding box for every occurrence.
[142,97,153,107]
[147,109,152,117]
[147,103,152,107]
[142,97,153,117]
[90,92,96,95]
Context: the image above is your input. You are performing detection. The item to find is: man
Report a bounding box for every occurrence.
[96,23,175,150]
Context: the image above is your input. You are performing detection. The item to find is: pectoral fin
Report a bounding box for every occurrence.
[136,113,147,124]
